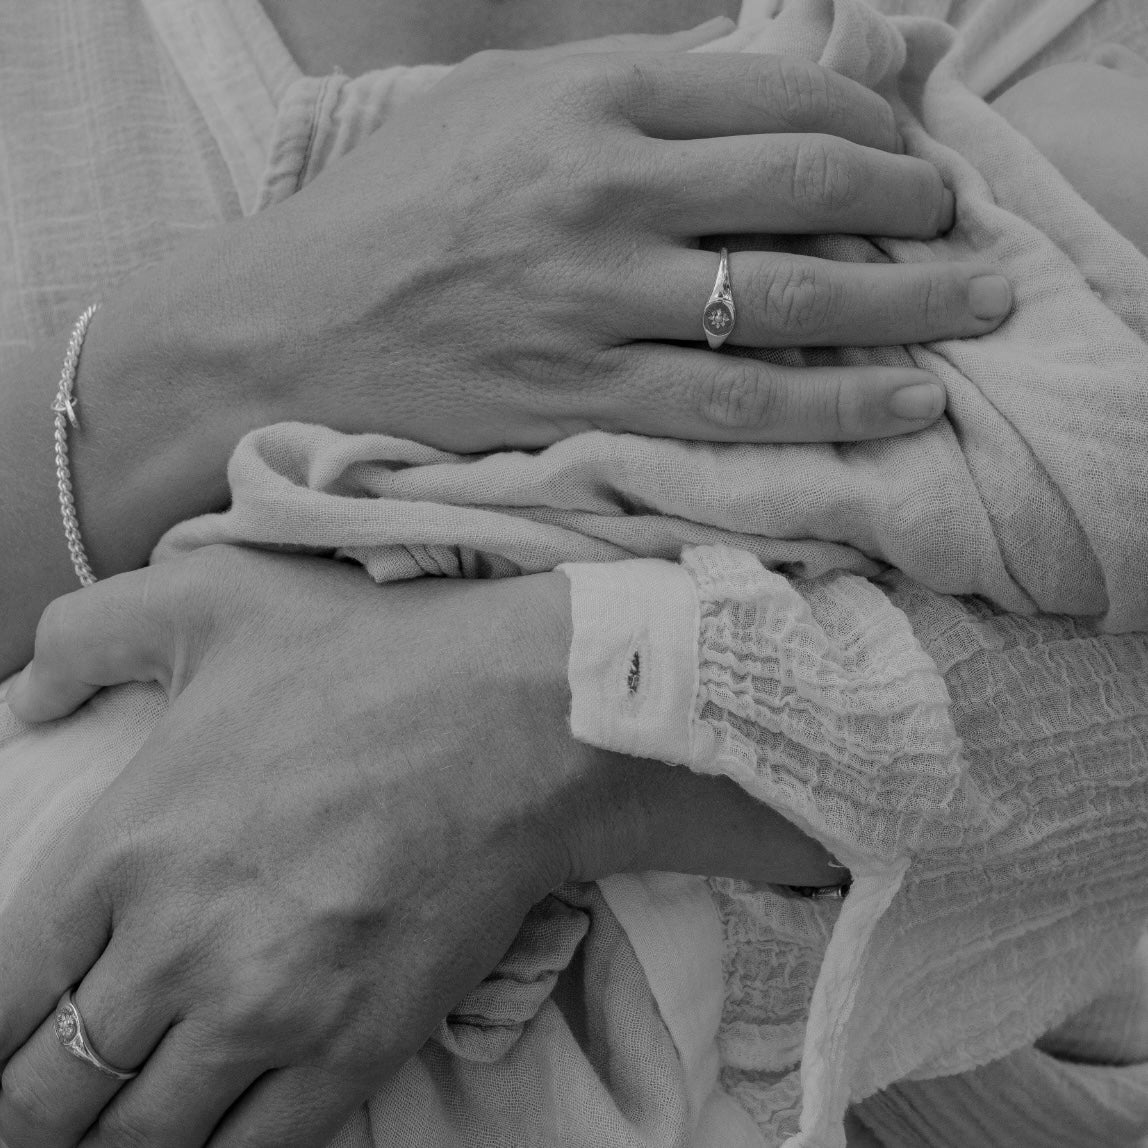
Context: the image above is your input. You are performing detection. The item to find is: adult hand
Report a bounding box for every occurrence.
[0,548,834,1147]
[207,27,1009,450]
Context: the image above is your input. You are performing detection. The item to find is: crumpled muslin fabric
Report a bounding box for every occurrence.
[556,543,1148,1146]
[144,0,1148,1142]
[2,1,1147,1146]
[158,0,1148,631]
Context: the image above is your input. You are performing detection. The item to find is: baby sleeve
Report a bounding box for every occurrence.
[560,546,1148,1148]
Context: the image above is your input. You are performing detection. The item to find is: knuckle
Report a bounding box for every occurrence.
[548,137,646,229]
[699,361,776,431]
[766,55,835,124]
[96,1106,157,1148]
[548,53,620,113]
[833,380,866,439]
[914,163,949,229]
[216,968,299,1048]
[33,591,78,662]
[876,100,899,149]
[597,53,655,116]
[791,135,859,214]
[78,807,148,895]
[919,273,951,329]
[759,260,834,337]
[0,1063,53,1131]
[186,1017,271,1080]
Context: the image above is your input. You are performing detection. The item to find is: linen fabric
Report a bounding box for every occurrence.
[0,0,249,371]
[159,0,1148,631]
[562,547,1148,1146]
[1,2,1147,1147]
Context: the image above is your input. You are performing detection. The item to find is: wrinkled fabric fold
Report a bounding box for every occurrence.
[3,1,1148,1146]
[159,0,1148,630]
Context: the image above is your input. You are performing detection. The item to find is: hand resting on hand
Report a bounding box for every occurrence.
[0,546,836,1148]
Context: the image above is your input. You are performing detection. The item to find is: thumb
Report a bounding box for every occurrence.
[4,566,183,723]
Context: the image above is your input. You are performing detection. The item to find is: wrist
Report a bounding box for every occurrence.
[70,256,275,576]
[496,571,663,891]
[467,569,841,893]
[541,564,841,889]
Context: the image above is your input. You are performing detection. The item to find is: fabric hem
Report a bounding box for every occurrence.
[559,559,704,765]
[141,0,303,214]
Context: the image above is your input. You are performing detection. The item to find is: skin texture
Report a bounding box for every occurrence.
[0,549,838,1148]
[260,0,743,71]
[992,45,1148,255]
[0,26,1011,677]
[0,26,1138,1148]
[0,14,1026,1148]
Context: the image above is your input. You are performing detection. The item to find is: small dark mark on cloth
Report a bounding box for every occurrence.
[626,650,641,695]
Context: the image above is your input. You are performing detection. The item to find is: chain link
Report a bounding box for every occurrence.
[51,303,101,587]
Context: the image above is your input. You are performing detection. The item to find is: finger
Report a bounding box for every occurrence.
[0,836,113,1071]
[596,343,946,442]
[608,53,901,151]
[637,250,1012,347]
[469,16,737,73]
[5,568,177,723]
[82,1022,261,1148]
[208,1066,368,1148]
[657,133,953,237]
[0,961,164,1148]
[530,15,737,58]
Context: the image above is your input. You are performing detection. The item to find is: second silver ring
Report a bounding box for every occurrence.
[702,247,736,350]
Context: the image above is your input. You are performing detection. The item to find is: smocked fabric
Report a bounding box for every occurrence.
[562,548,1148,1145]
[2,1,1148,1146]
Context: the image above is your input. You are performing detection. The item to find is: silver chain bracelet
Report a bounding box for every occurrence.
[51,303,101,587]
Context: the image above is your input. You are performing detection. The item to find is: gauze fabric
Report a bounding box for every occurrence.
[146,0,1148,1142]
[152,0,1148,1141]
[560,547,1148,1146]
[1,2,1147,1147]
[157,0,1148,631]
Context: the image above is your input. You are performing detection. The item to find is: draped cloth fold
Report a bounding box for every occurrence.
[2,1,1148,1146]
[160,0,1148,631]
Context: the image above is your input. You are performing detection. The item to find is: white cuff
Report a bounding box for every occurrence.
[557,559,704,766]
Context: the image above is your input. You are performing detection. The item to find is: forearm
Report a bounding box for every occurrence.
[0,222,285,676]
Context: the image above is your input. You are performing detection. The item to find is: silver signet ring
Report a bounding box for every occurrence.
[702,247,736,350]
[54,988,140,1081]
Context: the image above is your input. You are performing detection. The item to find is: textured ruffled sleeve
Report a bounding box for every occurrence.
[560,546,1148,1148]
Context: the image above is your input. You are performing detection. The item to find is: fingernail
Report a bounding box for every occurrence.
[888,382,945,421]
[968,274,1012,320]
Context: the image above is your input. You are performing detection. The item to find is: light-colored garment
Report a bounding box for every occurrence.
[561,547,1148,1146]
[1,1,1147,1147]
[0,0,245,369]
[160,0,1148,632]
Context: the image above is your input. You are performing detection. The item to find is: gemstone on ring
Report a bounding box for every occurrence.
[702,247,736,350]
[52,988,140,1081]
[54,1009,79,1043]
[703,300,734,339]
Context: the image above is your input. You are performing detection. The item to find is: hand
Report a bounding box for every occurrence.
[0,552,610,1148]
[0,548,834,1148]
[193,29,1009,450]
[1,24,1010,670]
